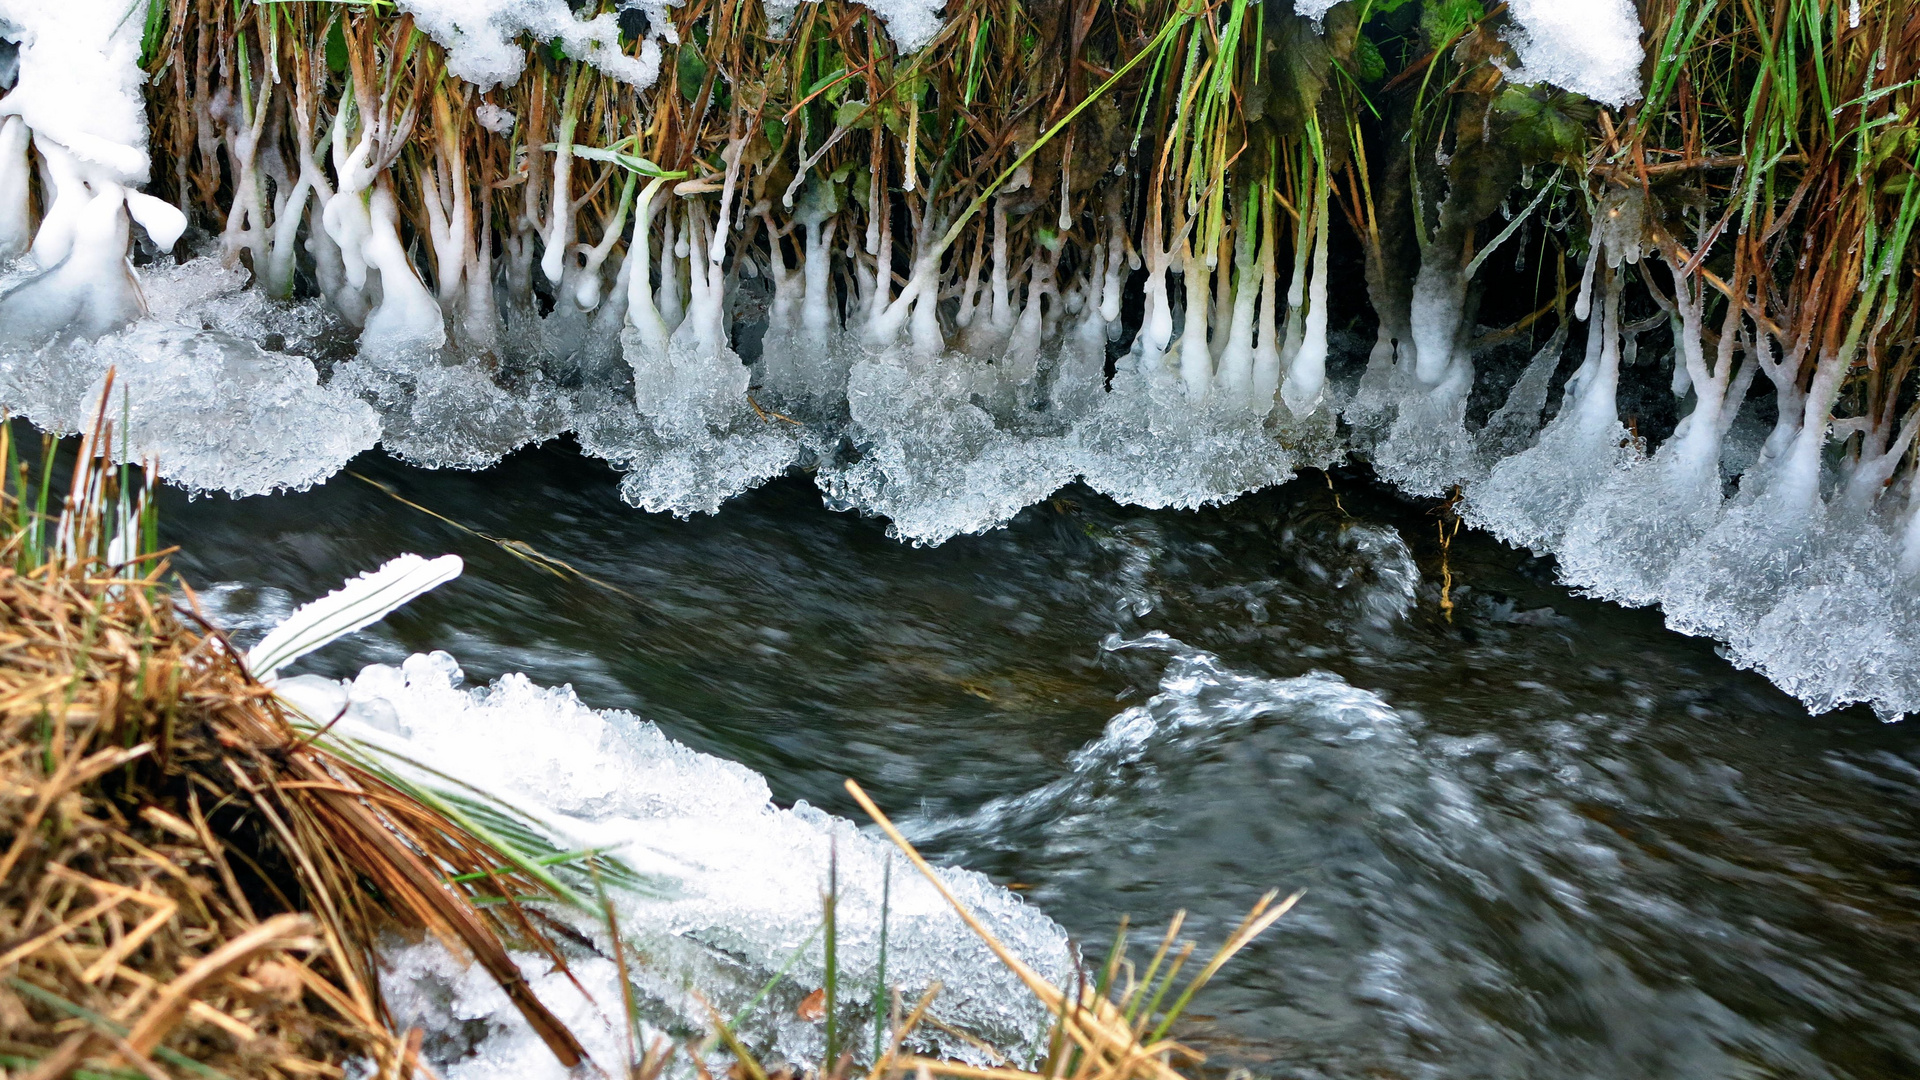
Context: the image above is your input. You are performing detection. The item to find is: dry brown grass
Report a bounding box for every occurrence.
[0,412,584,1079]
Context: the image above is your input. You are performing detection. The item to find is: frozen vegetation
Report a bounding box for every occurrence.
[2,0,1919,724]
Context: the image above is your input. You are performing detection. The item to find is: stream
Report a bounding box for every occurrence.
[160,442,1920,1080]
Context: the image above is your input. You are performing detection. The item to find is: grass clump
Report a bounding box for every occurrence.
[0,406,588,1078]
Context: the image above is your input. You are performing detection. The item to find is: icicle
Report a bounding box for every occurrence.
[1004,248,1053,378]
[711,135,748,269]
[1768,349,1847,521]
[1133,227,1175,375]
[1099,230,1126,330]
[987,196,1016,339]
[1568,264,1625,436]
[0,176,145,345]
[539,72,581,287]
[321,103,376,291]
[657,207,685,332]
[263,80,322,301]
[359,179,448,355]
[954,221,987,333]
[1281,173,1331,417]
[1250,198,1281,414]
[461,191,500,350]
[216,66,270,275]
[679,201,728,355]
[1214,198,1260,408]
[801,217,836,341]
[421,90,471,309]
[1208,228,1235,363]
[1573,223,1602,322]
[574,171,637,311]
[28,139,89,269]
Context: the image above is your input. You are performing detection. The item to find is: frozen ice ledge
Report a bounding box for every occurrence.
[271,651,1074,1079]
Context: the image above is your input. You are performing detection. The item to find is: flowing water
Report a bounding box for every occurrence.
[157,443,1920,1080]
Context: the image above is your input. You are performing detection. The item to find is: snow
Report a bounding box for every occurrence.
[0,0,151,184]
[398,0,667,89]
[1501,0,1645,108]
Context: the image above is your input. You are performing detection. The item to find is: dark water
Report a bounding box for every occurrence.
[158,443,1920,1080]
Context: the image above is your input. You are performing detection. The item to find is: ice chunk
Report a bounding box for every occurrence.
[1290,0,1343,23]
[474,102,515,135]
[854,0,948,53]
[1070,361,1329,515]
[72,325,380,495]
[819,352,1076,546]
[0,294,378,497]
[332,349,570,471]
[312,651,1073,1076]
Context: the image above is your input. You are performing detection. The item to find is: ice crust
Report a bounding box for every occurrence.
[274,652,1073,1078]
[1348,303,1920,720]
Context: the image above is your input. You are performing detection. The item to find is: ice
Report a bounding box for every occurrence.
[474,103,515,135]
[614,334,809,516]
[278,652,1074,1077]
[843,0,946,55]
[332,350,569,471]
[0,258,377,496]
[1072,364,1332,512]
[70,324,379,495]
[818,352,1076,545]
[1500,0,1645,108]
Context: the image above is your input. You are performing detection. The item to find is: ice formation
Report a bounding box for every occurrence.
[273,652,1073,1078]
